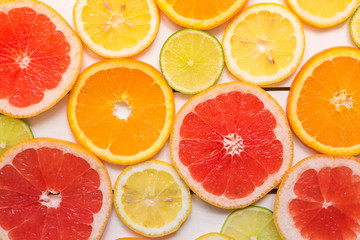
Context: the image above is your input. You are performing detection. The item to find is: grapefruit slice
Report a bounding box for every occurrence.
[0,138,112,240]
[0,0,82,118]
[274,155,360,240]
[170,82,293,209]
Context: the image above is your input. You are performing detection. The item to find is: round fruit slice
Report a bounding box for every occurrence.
[221,206,281,240]
[222,3,305,85]
[0,114,33,156]
[116,238,148,240]
[67,59,174,165]
[286,0,360,28]
[350,6,360,48]
[0,138,112,240]
[170,82,293,209]
[196,232,234,240]
[288,47,360,155]
[274,155,360,240]
[154,0,247,30]
[73,0,159,58]
[114,160,191,237]
[0,0,82,118]
[160,29,224,94]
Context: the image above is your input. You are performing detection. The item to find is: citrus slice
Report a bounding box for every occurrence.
[154,0,247,30]
[196,232,234,240]
[0,114,33,155]
[73,0,159,58]
[350,6,360,48]
[274,155,360,240]
[170,82,293,209]
[116,238,148,240]
[222,3,305,85]
[221,206,281,240]
[286,0,360,28]
[0,138,112,240]
[288,47,360,155]
[160,29,224,94]
[113,160,191,237]
[0,0,82,118]
[67,59,174,165]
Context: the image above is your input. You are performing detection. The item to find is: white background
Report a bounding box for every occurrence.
[26,0,358,239]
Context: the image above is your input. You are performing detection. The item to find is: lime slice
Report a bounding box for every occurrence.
[0,114,34,155]
[160,29,224,94]
[221,206,281,240]
[350,6,360,48]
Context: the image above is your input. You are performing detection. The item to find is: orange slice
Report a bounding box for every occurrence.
[0,138,112,240]
[286,0,360,28]
[154,0,248,30]
[0,0,82,118]
[288,47,360,155]
[67,59,175,165]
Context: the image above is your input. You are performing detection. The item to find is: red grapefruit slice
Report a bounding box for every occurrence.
[170,82,293,209]
[0,138,112,240]
[275,155,360,240]
[0,0,82,118]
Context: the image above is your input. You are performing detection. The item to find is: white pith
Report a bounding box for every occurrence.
[0,0,82,118]
[275,155,360,240]
[223,133,244,156]
[0,138,112,240]
[171,82,293,208]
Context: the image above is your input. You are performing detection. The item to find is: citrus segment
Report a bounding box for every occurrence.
[171,82,293,209]
[222,3,305,85]
[275,155,360,240]
[0,0,82,118]
[196,232,234,240]
[286,0,360,28]
[0,115,33,156]
[67,59,174,165]
[288,47,360,155]
[74,0,159,58]
[221,206,281,240]
[154,0,247,29]
[0,138,112,240]
[160,29,224,94]
[114,160,191,237]
[350,6,360,48]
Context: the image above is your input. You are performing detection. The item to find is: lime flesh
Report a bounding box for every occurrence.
[160,28,224,94]
[221,206,281,240]
[350,6,360,48]
[0,114,34,155]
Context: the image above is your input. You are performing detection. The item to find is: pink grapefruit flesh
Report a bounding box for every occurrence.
[171,82,293,209]
[0,138,112,240]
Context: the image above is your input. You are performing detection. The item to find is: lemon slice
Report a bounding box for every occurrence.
[160,29,224,94]
[286,0,360,28]
[350,6,360,48]
[73,0,159,58]
[0,114,33,155]
[114,160,191,237]
[222,3,305,85]
[196,232,235,240]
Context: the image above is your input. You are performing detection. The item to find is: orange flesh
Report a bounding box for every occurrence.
[75,68,166,156]
[296,56,360,148]
[165,0,238,20]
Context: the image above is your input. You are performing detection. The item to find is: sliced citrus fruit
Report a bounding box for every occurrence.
[0,114,33,156]
[114,160,191,237]
[350,6,360,48]
[286,0,360,28]
[0,0,82,118]
[196,232,234,240]
[275,155,360,240]
[288,47,360,155]
[222,3,305,85]
[170,82,293,209]
[221,206,281,240]
[116,238,148,240]
[67,59,174,165]
[0,138,112,240]
[154,0,247,30]
[160,29,224,94]
[73,0,159,58]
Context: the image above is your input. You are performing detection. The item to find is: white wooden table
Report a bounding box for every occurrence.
[27,0,357,239]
